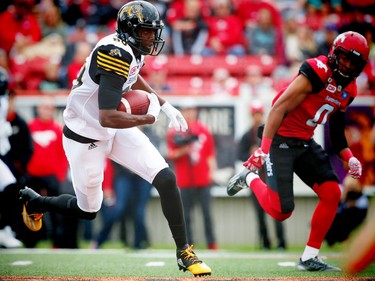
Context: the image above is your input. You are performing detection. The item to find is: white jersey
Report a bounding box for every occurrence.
[63,33,145,141]
[0,95,12,155]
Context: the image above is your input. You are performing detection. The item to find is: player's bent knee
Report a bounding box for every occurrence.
[280,199,295,215]
[85,172,103,189]
[152,167,176,191]
[316,181,341,204]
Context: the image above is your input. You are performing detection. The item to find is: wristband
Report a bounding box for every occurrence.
[341,149,354,162]
[260,137,272,154]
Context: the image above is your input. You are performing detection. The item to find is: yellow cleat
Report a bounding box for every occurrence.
[22,204,43,232]
[177,244,212,277]
[19,187,44,231]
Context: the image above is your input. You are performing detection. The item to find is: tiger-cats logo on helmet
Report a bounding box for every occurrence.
[121,4,143,23]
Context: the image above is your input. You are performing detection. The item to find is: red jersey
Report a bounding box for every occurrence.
[0,9,42,53]
[27,118,68,182]
[275,56,357,140]
[167,121,215,188]
[205,15,246,52]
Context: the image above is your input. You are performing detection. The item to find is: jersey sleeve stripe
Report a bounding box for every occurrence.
[97,51,129,67]
[97,53,129,77]
[98,66,128,78]
[97,59,128,77]
[97,52,129,70]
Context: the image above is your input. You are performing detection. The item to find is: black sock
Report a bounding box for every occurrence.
[153,168,187,249]
[42,194,96,220]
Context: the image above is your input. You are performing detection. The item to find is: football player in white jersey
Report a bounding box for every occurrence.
[20,1,211,276]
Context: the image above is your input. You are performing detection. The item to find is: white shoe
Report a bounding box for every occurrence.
[0,226,23,248]
[227,168,252,196]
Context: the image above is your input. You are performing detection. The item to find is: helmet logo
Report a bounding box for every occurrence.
[121,4,143,23]
[334,33,346,45]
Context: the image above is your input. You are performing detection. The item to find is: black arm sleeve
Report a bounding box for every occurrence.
[329,110,349,155]
[98,74,125,110]
[299,61,326,93]
[93,44,133,109]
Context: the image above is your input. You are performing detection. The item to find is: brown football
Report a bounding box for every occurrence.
[117,89,150,115]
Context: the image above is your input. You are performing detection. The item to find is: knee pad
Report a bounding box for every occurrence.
[85,168,103,188]
[152,168,177,193]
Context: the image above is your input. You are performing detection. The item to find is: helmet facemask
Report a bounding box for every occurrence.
[331,47,367,82]
[130,24,165,56]
[328,31,369,85]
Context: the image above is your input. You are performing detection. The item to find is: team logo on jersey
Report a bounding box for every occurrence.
[341,91,348,99]
[121,4,143,23]
[314,58,328,73]
[129,66,138,76]
[109,48,122,57]
[326,84,337,93]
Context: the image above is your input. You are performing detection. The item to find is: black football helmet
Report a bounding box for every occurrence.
[0,67,8,96]
[328,31,369,84]
[116,1,165,56]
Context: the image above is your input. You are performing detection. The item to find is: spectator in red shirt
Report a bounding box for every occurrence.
[166,0,210,28]
[167,101,218,250]
[27,96,67,182]
[170,0,209,56]
[236,0,285,61]
[0,0,42,54]
[202,0,246,56]
[26,96,69,248]
[66,41,93,89]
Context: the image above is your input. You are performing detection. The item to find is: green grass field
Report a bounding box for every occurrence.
[1,245,374,280]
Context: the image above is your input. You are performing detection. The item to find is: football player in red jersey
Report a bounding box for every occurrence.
[227,31,369,271]
[18,1,211,276]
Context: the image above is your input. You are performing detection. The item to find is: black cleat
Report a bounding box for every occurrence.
[19,187,44,232]
[227,168,251,196]
[297,256,341,271]
[177,244,212,276]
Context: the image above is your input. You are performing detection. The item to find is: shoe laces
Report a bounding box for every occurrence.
[180,245,201,264]
[306,256,328,270]
[313,256,326,264]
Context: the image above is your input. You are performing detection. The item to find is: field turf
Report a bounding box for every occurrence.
[0,247,374,281]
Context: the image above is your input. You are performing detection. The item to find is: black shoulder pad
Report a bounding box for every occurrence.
[299,61,325,93]
[95,44,133,79]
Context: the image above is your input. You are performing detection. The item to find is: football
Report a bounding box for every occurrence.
[117,89,150,115]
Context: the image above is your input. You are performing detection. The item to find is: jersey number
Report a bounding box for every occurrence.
[306,104,334,127]
[72,65,86,90]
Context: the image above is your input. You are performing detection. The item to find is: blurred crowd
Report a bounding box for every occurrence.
[0,0,374,96]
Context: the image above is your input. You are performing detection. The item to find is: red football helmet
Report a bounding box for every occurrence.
[328,31,369,82]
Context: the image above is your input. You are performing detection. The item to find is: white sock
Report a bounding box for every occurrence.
[301,245,319,262]
[245,172,259,187]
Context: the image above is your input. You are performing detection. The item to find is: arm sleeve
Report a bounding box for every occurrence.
[329,110,349,155]
[94,44,133,110]
[98,74,125,110]
[299,61,325,93]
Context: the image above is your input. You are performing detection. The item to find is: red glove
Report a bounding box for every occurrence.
[348,157,362,179]
[243,148,268,171]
